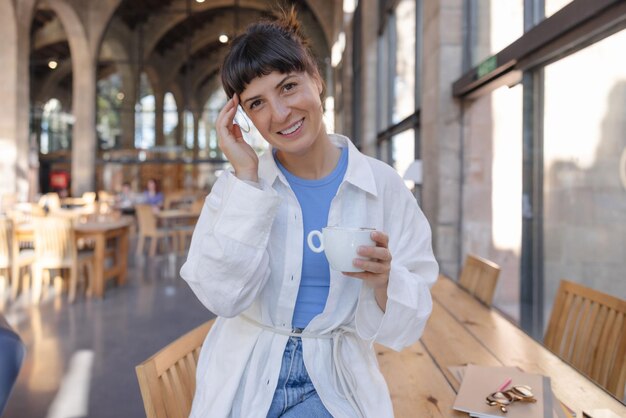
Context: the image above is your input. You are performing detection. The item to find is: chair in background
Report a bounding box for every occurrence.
[458,254,501,306]
[135,205,175,256]
[136,319,214,418]
[81,192,97,204]
[0,220,10,305]
[171,199,203,254]
[0,315,26,416]
[0,219,35,303]
[31,217,94,303]
[38,192,61,212]
[544,280,626,399]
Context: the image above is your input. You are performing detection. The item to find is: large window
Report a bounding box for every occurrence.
[96,73,123,150]
[163,92,178,146]
[134,73,155,149]
[466,0,524,69]
[542,28,626,330]
[376,0,420,180]
[40,98,73,154]
[544,0,574,19]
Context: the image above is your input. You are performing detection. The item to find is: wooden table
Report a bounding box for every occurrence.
[74,218,132,298]
[376,275,626,417]
[155,209,200,222]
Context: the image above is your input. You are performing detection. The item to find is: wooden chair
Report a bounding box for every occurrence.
[136,319,215,418]
[458,254,501,306]
[0,219,35,303]
[31,216,94,303]
[544,280,626,399]
[135,204,175,256]
[38,192,61,212]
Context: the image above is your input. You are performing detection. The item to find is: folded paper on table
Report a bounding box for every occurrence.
[453,364,553,418]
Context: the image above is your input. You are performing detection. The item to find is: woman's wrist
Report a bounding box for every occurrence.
[235,170,259,183]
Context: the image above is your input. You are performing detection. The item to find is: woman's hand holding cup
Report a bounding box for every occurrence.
[343,230,392,289]
[307,227,392,311]
[216,94,259,182]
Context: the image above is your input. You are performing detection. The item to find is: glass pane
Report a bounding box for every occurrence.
[97,72,122,150]
[463,83,523,321]
[391,129,415,178]
[184,111,194,149]
[470,0,524,68]
[164,92,178,146]
[134,73,155,149]
[543,29,626,331]
[393,0,416,123]
[545,0,574,19]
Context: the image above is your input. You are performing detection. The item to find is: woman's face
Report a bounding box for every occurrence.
[239,71,325,156]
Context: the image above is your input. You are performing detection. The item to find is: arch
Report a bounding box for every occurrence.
[46,0,96,196]
[139,0,331,62]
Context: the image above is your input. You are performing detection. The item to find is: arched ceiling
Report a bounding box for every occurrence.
[29,0,333,110]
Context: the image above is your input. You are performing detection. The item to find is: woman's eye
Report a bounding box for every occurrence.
[283,82,297,92]
[249,100,262,110]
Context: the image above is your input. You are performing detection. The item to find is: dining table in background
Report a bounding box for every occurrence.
[74,217,132,298]
[375,275,626,417]
[155,208,201,224]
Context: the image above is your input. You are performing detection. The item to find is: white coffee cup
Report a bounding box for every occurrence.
[307,226,376,272]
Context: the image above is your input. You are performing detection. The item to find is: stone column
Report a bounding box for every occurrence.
[0,0,35,202]
[420,0,464,278]
[0,0,19,201]
[154,89,164,146]
[176,109,184,147]
[193,110,201,159]
[119,66,137,149]
[359,0,379,156]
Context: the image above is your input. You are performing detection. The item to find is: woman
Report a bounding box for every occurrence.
[141,178,163,209]
[180,8,438,418]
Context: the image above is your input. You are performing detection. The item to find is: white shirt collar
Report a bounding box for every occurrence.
[258,133,378,197]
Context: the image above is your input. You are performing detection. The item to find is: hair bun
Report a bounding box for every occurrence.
[276,5,308,47]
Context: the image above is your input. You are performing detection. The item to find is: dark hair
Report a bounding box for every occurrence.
[221,6,322,98]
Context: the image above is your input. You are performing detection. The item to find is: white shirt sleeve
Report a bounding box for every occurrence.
[355,180,438,351]
[180,171,282,318]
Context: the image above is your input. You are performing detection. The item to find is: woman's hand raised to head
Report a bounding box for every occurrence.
[217,94,259,182]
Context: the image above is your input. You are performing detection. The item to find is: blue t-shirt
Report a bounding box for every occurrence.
[275,147,349,328]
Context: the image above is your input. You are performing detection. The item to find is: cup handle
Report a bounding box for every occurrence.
[307,230,324,253]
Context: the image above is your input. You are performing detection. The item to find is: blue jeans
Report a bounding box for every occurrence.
[266,336,333,418]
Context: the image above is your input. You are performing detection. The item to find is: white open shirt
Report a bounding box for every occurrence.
[180,134,438,417]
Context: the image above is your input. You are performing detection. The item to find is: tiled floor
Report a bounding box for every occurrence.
[2,252,213,418]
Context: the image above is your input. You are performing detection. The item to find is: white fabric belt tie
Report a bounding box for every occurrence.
[240,315,365,418]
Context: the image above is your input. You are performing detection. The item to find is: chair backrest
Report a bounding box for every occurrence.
[135,204,159,235]
[38,193,61,212]
[32,216,75,265]
[458,254,501,306]
[544,280,626,399]
[190,198,205,214]
[0,315,26,416]
[81,192,97,204]
[136,319,214,418]
[0,219,10,267]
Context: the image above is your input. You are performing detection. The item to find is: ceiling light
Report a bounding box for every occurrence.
[48,60,58,69]
[219,34,229,44]
[195,0,205,3]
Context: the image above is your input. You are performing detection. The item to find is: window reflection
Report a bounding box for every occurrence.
[393,0,416,123]
[542,28,626,330]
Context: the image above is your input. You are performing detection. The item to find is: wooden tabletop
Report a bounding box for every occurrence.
[376,275,626,418]
[155,209,200,220]
[73,216,133,232]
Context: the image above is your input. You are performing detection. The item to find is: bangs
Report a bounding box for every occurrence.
[221,26,312,98]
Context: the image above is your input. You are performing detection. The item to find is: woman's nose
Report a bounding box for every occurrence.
[269,99,290,122]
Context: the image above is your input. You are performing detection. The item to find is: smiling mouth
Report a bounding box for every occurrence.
[278,119,304,136]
